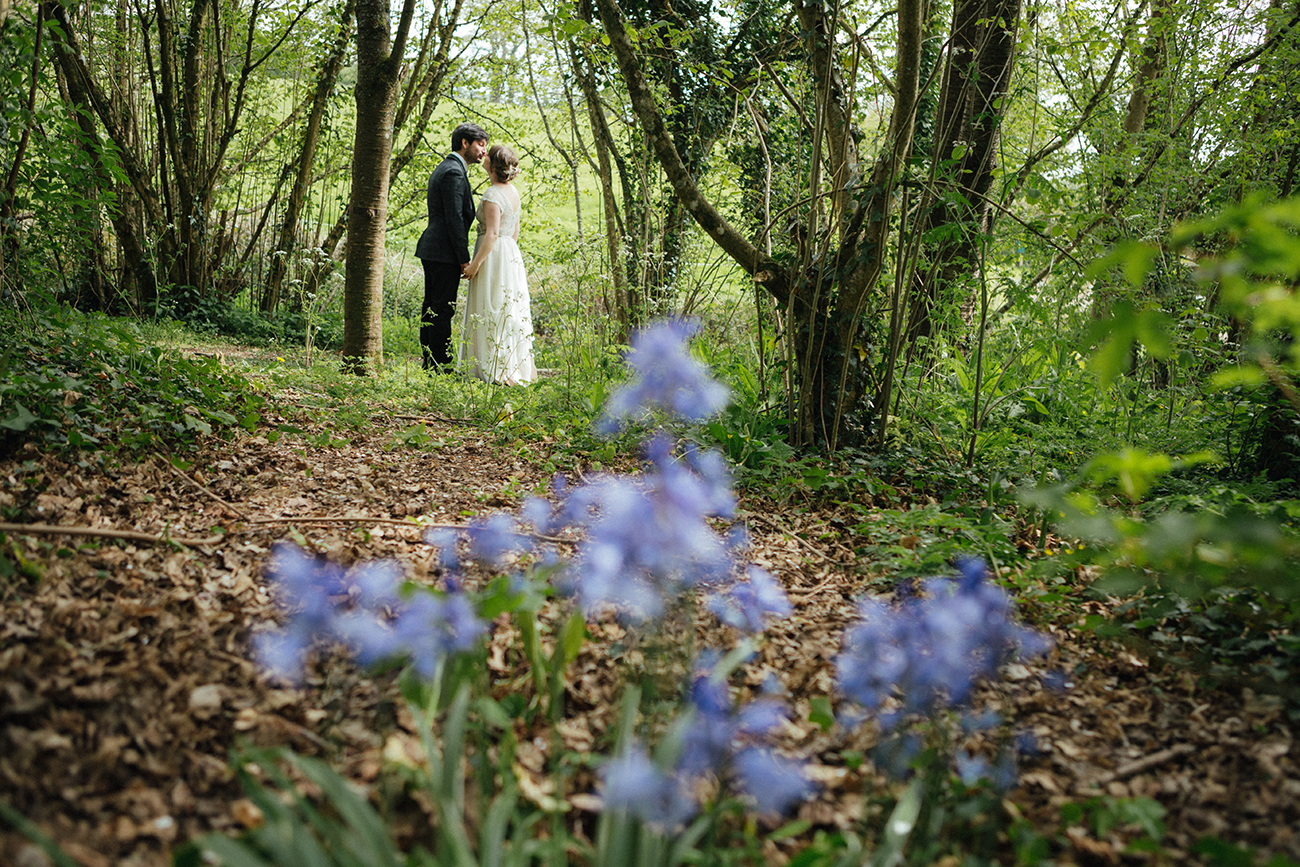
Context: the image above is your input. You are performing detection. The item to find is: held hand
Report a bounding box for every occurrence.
[463,262,479,279]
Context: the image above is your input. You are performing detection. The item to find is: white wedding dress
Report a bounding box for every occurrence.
[460,186,537,384]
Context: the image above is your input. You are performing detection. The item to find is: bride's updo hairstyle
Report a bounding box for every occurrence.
[487,144,520,183]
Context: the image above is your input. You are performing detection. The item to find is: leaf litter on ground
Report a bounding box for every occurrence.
[0,364,1297,866]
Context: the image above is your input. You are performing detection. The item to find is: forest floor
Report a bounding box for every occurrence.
[1,352,1297,867]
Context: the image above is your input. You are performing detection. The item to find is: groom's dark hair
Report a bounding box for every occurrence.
[451,123,489,153]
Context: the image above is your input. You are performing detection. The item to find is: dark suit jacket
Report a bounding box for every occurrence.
[415,154,475,264]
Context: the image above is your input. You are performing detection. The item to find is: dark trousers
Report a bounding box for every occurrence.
[420,259,461,369]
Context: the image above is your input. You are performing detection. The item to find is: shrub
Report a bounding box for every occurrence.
[0,306,263,458]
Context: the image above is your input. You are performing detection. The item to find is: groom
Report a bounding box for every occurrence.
[415,122,489,370]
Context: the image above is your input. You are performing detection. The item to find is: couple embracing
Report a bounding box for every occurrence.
[415,123,537,385]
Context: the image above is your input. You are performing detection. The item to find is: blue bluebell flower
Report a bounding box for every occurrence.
[521,496,555,535]
[734,697,790,736]
[600,654,813,823]
[386,591,487,679]
[954,750,993,786]
[265,542,349,629]
[562,438,736,623]
[676,656,810,809]
[955,749,1018,791]
[834,598,910,715]
[256,543,486,683]
[679,674,736,777]
[350,560,404,608]
[254,543,354,681]
[421,526,463,574]
[252,630,310,684]
[597,319,730,432]
[601,744,698,829]
[706,566,792,633]
[961,709,1003,733]
[465,513,531,567]
[835,559,1051,725]
[1014,729,1043,758]
[733,748,814,816]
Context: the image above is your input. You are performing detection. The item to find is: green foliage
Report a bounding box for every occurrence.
[0,799,84,867]
[1195,836,1300,867]
[1061,796,1166,848]
[0,307,263,457]
[1019,194,1300,716]
[159,284,345,351]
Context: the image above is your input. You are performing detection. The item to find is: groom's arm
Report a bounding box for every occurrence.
[435,167,472,264]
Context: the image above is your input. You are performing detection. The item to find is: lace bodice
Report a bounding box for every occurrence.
[476,186,520,239]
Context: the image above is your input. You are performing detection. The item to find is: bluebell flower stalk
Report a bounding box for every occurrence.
[600,654,814,827]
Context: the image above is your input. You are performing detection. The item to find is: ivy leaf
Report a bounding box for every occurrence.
[1,402,38,431]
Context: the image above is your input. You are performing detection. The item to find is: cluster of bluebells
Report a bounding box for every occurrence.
[256,321,785,682]
[513,319,791,631]
[596,318,729,433]
[602,655,813,827]
[255,320,806,821]
[254,542,486,684]
[526,435,790,628]
[834,558,1052,776]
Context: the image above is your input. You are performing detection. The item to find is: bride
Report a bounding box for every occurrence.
[460,144,537,385]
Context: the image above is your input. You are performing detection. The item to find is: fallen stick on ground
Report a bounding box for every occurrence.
[1100,743,1196,783]
[0,522,223,548]
[162,457,250,520]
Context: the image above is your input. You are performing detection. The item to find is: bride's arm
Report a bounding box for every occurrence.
[463,200,501,279]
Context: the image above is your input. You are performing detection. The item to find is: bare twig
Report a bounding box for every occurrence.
[240,515,579,546]
[0,522,223,548]
[745,513,837,563]
[378,403,476,426]
[1099,743,1195,783]
[243,516,453,529]
[163,459,250,520]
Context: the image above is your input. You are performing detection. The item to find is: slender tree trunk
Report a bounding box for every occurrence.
[0,4,42,297]
[794,0,858,234]
[341,0,417,372]
[263,0,356,314]
[571,40,631,339]
[1106,0,1171,217]
[390,0,464,179]
[44,2,159,308]
[302,0,462,305]
[176,0,211,294]
[907,0,1022,343]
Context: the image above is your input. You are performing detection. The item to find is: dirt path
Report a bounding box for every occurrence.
[1,394,1296,866]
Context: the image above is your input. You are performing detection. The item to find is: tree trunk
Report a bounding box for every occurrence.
[794,0,858,235]
[48,0,304,311]
[571,39,631,340]
[389,0,465,180]
[263,0,356,314]
[301,0,462,307]
[1105,0,1171,218]
[0,4,42,298]
[594,0,922,449]
[341,0,417,372]
[44,2,159,308]
[908,0,1022,343]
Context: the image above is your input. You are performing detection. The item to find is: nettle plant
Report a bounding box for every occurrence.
[197,320,1050,867]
